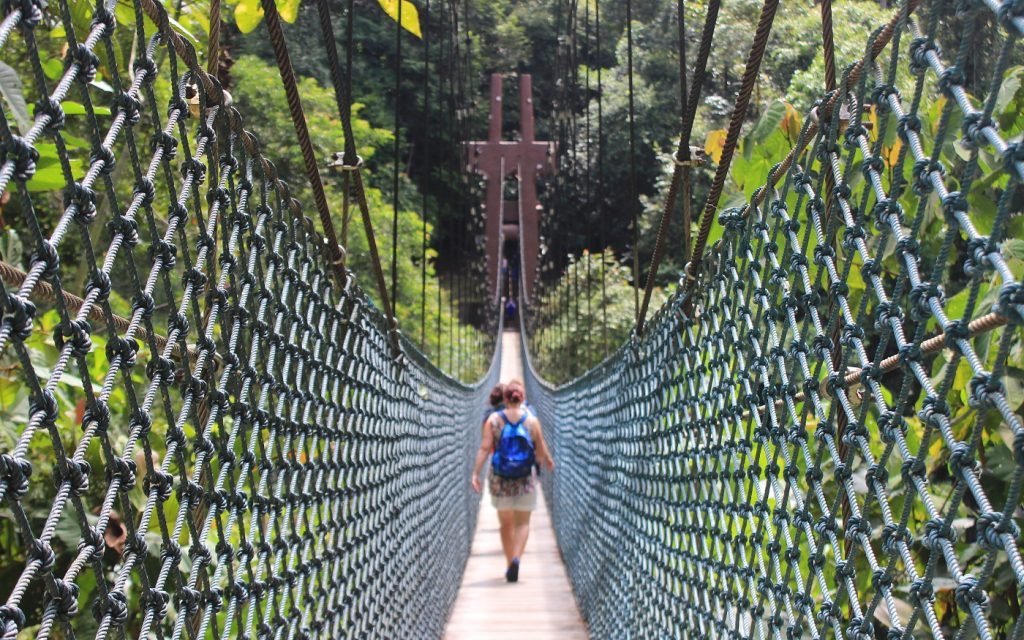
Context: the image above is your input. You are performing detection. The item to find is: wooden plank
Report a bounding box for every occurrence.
[444,331,588,639]
[444,486,588,639]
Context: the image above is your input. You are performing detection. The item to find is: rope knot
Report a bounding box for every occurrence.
[143,469,175,501]
[871,83,899,112]
[960,112,993,149]
[968,372,1002,409]
[0,454,32,500]
[901,455,926,482]
[4,291,36,339]
[913,159,944,196]
[881,522,910,555]
[151,130,178,159]
[1002,141,1024,180]
[27,537,54,571]
[897,113,922,142]
[93,591,129,626]
[910,578,934,605]
[149,238,177,270]
[995,281,1024,324]
[108,213,140,246]
[65,181,98,224]
[877,411,906,444]
[0,605,25,634]
[919,394,950,428]
[938,66,966,97]
[841,224,865,251]
[844,124,868,149]
[69,43,100,84]
[29,238,60,280]
[51,578,80,618]
[717,207,746,232]
[106,456,137,490]
[869,198,902,230]
[948,441,978,475]
[35,96,66,133]
[2,0,43,26]
[908,37,939,74]
[976,511,1020,549]
[82,398,110,432]
[954,576,989,612]
[924,517,954,550]
[873,300,902,329]
[963,236,993,276]
[909,281,942,319]
[91,3,115,35]
[132,56,158,85]
[54,318,93,357]
[54,456,91,497]
[142,588,170,620]
[1,134,39,180]
[105,335,139,370]
[943,319,970,351]
[114,90,142,124]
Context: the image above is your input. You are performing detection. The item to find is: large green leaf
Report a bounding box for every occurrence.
[747,100,787,145]
[0,61,31,132]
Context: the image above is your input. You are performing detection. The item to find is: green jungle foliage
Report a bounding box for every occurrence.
[527,249,667,383]
[0,3,488,633]
[522,2,1024,630]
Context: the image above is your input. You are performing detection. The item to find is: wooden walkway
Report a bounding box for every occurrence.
[444,331,588,639]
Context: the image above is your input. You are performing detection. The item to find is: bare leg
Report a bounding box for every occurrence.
[497,509,515,566]
[512,510,532,560]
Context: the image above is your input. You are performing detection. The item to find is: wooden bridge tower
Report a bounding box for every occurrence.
[468,74,555,304]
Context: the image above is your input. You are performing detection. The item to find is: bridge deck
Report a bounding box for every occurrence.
[444,331,587,639]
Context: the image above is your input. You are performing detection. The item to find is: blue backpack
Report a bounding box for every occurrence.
[492,411,535,478]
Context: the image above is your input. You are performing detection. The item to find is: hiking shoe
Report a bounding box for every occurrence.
[505,559,520,583]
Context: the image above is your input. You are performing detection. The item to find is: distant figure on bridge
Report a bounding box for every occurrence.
[470,380,554,582]
[504,297,518,323]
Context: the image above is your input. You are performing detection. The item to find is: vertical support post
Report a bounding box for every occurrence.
[489,74,504,142]
[520,74,535,143]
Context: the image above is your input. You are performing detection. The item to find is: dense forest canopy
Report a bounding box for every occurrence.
[3,0,1020,375]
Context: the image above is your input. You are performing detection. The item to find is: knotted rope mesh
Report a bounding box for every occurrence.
[0,0,495,637]
[525,1,1024,638]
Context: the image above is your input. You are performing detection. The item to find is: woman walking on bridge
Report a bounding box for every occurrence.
[470,380,554,582]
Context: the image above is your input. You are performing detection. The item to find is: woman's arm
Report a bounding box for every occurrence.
[529,417,555,471]
[470,416,495,492]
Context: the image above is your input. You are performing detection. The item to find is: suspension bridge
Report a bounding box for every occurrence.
[0,0,1021,637]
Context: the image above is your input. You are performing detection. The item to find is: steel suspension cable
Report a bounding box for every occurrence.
[421,0,432,347]
[259,0,347,286]
[821,0,838,92]
[682,0,780,302]
[392,0,403,311]
[596,0,607,357]
[636,0,722,334]
[313,0,401,357]
[626,0,639,323]
[584,0,592,369]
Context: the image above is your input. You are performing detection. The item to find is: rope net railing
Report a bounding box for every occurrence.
[0,0,497,637]
[524,0,1024,638]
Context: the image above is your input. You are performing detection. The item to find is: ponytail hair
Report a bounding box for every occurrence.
[488,384,506,408]
[504,380,525,405]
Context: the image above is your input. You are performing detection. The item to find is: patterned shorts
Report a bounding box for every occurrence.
[490,489,537,512]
